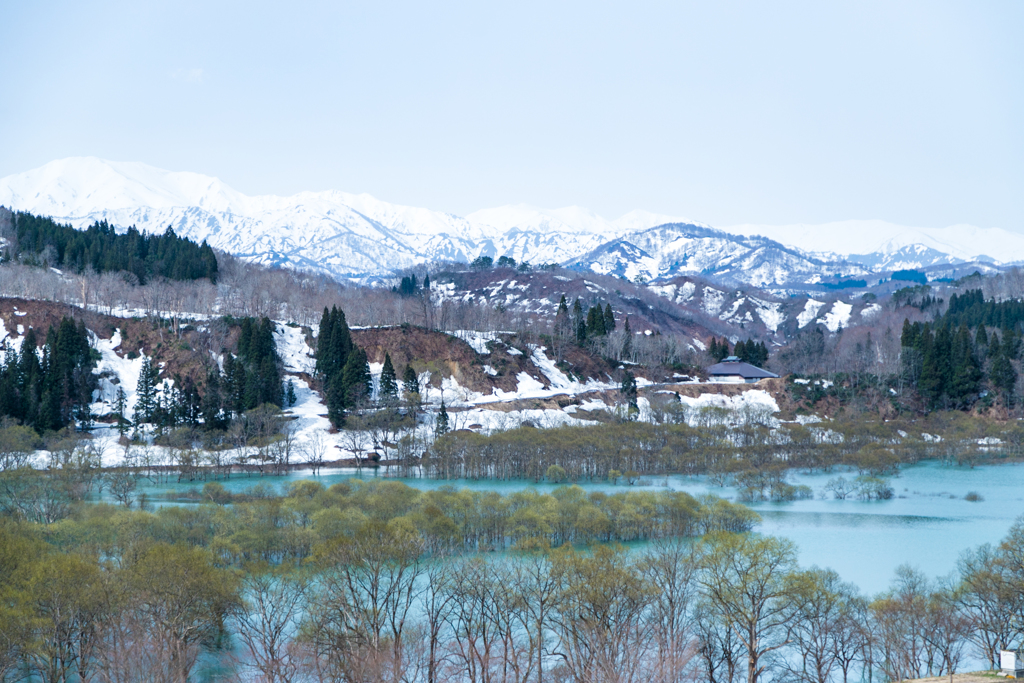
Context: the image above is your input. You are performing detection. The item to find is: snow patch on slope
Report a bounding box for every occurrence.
[821,301,853,332]
[797,299,825,328]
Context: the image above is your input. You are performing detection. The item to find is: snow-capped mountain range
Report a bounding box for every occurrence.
[1,157,1022,288]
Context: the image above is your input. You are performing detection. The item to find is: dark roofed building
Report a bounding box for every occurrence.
[707,356,779,383]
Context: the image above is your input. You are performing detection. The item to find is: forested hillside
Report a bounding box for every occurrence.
[5,210,218,283]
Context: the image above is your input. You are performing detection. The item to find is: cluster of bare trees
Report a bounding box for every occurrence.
[210,533,1014,683]
[422,408,1024,483]
[244,527,1024,683]
[0,251,519,334]
[6,456,1024,682]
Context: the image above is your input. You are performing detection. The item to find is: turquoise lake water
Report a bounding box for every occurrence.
[133,460,1024,596]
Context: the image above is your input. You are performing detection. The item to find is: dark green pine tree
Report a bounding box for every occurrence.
[327,308,352,376]
[286,379,297,407]
[918,326,947,407]
[988,331,1002,358]
[135,357,158,425]
[734,340,747,362]
[435,399,450,437]
[603,304,615,333]
[222,354,243,416]
[900,319,918,349]
[326,375,347,428]
[572,299,587,344]
[114,386,129,436]
[1005,328,1020,360]
[423,274,431,289]
[990,350,1017,406]
[621,370,639,419]
[975,325,988,348]
[555,296,571,339]
[948,323,981,407]
[242,365,261,410]
[709,338,719,360]
[378,353,398,404]
[201,369,224,429]
[315,307,333,376]
[586,306,606,337]
[402,364,419,396]
[713,338,730,362]
[341,347,371,408]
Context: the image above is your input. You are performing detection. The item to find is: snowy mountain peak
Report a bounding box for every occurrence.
[1,157,1021,287]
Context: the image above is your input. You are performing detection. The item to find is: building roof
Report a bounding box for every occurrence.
[707,359,779,379]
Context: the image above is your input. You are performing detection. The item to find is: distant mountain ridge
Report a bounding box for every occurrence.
[1,157,1020,287]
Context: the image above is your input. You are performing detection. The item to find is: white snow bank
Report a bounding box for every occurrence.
[453,330,498,355]
[821,301,852,332]
[91,330,147,420]
[275,323,315,374]
[797,299,825,328]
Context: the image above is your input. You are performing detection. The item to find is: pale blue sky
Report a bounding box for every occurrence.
[1,1,1021,229]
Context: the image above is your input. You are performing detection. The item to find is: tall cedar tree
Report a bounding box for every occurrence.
[135,357,158,426]
[572,299,587,344]
[621,370,639,418]
[555,296,571,340]
[341,347,371,409]
[402,364,419,396]
[991,351,1018,405]
[316,305,374,426]
[234,317,283,410]
[378,353,398,404]
[603,303,615,332]
[586,306,606,337]
[435,400,450,437]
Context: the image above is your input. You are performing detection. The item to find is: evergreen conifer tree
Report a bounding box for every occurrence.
[135,357,158,426]
[201,369,223,428]
[976,325,988,348]
[949,323,982,406]
[555,296,571,340]
[286,379,297,407]
[435,400,450,437]
[341,347,371,408]
[918,326,946,407]
[402,364,419,397]
[114,386,128,436]
[326,375,346,427]
[604,304,615,333]
[621,370,639,419]
[379,353,398,404]
[989,331,1002,358]
[572,299,587,344]
[991,350,1017,407]
[586,306,606,337]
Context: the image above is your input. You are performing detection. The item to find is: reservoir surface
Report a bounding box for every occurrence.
[136,459,1024,595]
